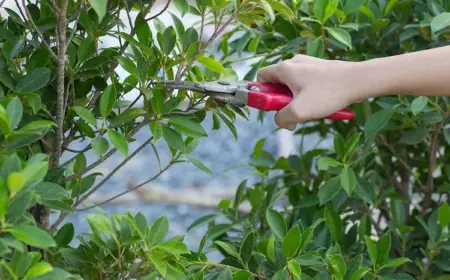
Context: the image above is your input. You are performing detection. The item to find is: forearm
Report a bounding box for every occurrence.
[356,46,450,100]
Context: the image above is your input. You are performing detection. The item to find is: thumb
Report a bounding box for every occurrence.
[274,101,303,131]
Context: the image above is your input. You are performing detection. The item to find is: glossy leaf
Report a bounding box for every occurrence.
[91,136,109,158]
[99,85,116,119]
[108,130,128,157]
[7,96,22,129]
[24,262,53,278]
[318,176,341,205]
[88,0,107,21]
[15,68,50,93]
[3,36,25,61]
[431,13,450,33]
[266,208,287,240]
[438,202,450,227]
[197,56,226,74]
[364,108,393,137]
[8,225,56,248]
[326,27,352,49]
[324,205,342,241]
[73,106,97,127]
[162,27,177,55]
[317,157,341,170]
[148,216,169,246]
[282,225,301,258]
[162,126,185,152]
[168,117,207,138]
[411,96,428,115]
[340,166,357,196]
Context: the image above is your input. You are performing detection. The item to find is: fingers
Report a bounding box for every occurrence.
[256,64,284,84]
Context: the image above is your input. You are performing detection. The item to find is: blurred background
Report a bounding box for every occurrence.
[1,0,331,251]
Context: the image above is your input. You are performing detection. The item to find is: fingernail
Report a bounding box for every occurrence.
[287,124,296,131]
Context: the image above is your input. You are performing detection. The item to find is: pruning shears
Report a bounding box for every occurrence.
[163,80,356,120]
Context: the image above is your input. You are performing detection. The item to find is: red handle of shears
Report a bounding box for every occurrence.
[246,82,355,120]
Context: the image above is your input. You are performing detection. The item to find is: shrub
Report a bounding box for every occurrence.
[1,0,450,279]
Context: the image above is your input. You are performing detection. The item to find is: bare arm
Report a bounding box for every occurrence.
[256,46,450,130]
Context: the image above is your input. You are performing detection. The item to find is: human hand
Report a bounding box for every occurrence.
[257,55,367,131]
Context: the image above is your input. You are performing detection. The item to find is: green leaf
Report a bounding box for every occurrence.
[324,0,339,22]
[162,126,185,152]
[324,205,342,241]
[91,136,109,158]
[73,106,97,127]
[318,176,341,205]
[343,0,365,15]
[0,105,11,134]
[365,236,378,266]
[186,214,219,231]
[215,241,240,259]
[248,35,261,53]
[25,261,53,278]
[327,254,347,280]
[265,0,295,19]
[431,12,450,33]
[185,155,212,176]
[173,0,190,17]
[135,13,152,46]
[34,182,69,200]
[77,37,95,63]
[108,130,128,157]
[197,56,226,74]
[21,161,48,184]
[376,231,391,266]
[382,258,410,268]
[162,26,176,55]
[7,97,22,129]
[399,126,429,145]
[260,0,275,23]
[266,208,287,240]
[306,37,324,58]
[217,268,232,280]
[8,173,25,198]
[168,117,207,138]
[233,180,247,211]
[267,234,276,262]
[438,202,450,227]
[326,27,352,49]
[344,133,361,159]
[317,157,341,170]
[109,108,145,127]
[15,68,51,93]
[287,260,301,278]
[156,239,189,255]
[340,166,357,196]
[240,231,255,265]
[0,179,8,220]
[150,122,163,142]
[272,270,289,280]
[182,28,198,51]
[364,108,393,137]
[314,0,328,21]
[334,133,345,158]
[99,85,116,119]
[148,216,169,246]
[117,56,139,79]
[8,225,56,248]
[282,225,302,258]
[411,96,428,115]
[87,0,107,22]
[349,267,371,280]
[54,223,74,247]
[3,36,25,61]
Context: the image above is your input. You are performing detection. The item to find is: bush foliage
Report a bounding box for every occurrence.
[0,0,450,279]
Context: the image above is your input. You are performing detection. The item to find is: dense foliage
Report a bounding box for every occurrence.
[0,0,450,279]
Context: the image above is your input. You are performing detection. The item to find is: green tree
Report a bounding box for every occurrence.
[1,0,450,279]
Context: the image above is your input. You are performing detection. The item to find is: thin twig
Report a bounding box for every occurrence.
[144,0,171,21]
[77,154,177,211]
[122,0,134,31]
[75,137,154,208]
[59,120,150,184]
[47,0,61,16]
[65,0,84,52]
[422,111,450,216]
[21,0,58,60]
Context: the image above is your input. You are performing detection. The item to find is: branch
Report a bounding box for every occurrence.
[75,137,154,208]
[65,0,84,52]
[59,120,150,184]
[422,110,450,216]
[0,0,6,8]
[52,0,68,167]
[144,0,171,21]
[77,154,178,211]
[21,0,58,60]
